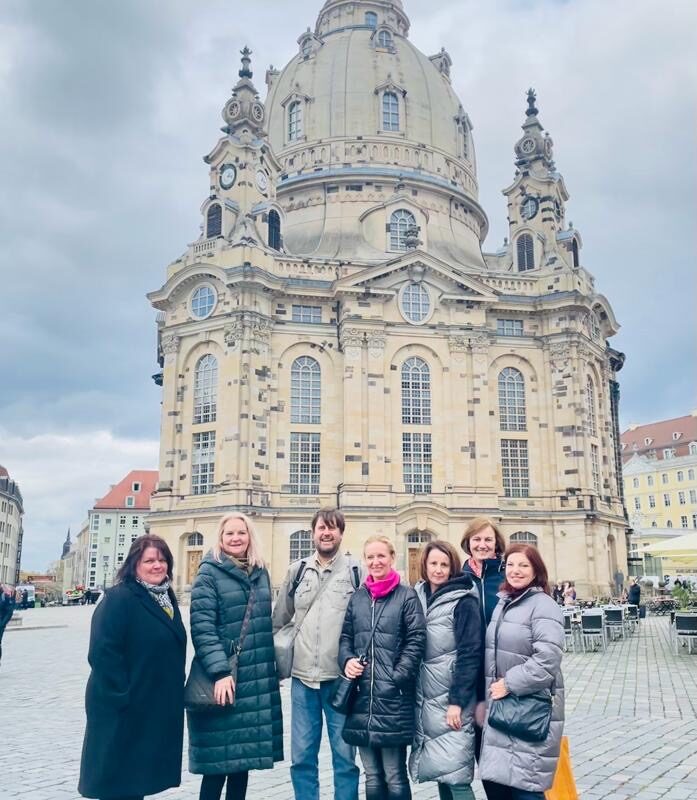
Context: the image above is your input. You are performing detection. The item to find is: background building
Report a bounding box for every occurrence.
[0,464,24,586]
[622,411,697,577]
[148,0,628,597]
[86,471,158,589]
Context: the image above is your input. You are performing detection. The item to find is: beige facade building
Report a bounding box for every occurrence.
[147,0,628,597]
[0,465,23,586]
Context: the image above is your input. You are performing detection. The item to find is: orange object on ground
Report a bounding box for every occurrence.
[545,736,579,800]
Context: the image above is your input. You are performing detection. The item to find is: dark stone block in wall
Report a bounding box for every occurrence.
[345,455,362,462]
[362,463,369,475]
[564,469,579,475]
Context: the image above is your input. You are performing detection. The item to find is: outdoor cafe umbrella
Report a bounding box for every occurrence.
[639,532,697,562]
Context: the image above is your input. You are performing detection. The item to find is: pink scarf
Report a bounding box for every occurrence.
[365,569,401,599]
[467,557,483,578]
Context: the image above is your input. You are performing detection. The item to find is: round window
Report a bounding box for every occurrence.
[400,283,431,324]
[191,285,217,319]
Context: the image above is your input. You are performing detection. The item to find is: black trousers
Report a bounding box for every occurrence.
[199,771,249,800]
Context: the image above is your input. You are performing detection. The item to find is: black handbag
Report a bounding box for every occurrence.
[185,583,256,713]
[329,593,390,715]
[487,602,554,743]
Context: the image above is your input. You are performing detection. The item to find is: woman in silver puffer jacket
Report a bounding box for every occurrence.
[479,544,564,800]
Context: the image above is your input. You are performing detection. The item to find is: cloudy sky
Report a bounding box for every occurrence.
[1,0,695,571]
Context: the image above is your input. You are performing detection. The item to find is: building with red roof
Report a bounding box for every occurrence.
[85,470,158,589]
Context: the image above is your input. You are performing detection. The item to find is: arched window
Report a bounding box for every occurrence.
[517,234,535,271]
[390,209,415,250]
[291,356,321,424]
[191,285,216,319]
[510,531,538,546]
[187,532,204,547]
[572,238,579,267]
[206,203,222,238]
[301,38,312,58]
[401,357,431,424]
[407,531,432,545]
[382,91,400,131]
[194,354,218,424]
[667,520,673,528]
[268,210,281,250]
[290,529,313,562]
[587,377,597,437]
[288,101,303,141]
[377,30,393,48]
[365,11,378,28]
[401,283,430,323]
[498,367,526,431]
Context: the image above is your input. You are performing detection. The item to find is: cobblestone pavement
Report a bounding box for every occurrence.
[1,607,696,799]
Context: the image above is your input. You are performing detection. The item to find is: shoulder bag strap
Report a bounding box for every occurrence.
[292,566,335,637]
[233,582,257,657]
[289,560,307,599]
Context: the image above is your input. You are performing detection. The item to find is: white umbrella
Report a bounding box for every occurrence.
[640,533,697,559]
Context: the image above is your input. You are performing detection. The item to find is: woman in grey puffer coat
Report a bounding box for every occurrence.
[479,544,564,800]
[410,541,481,800]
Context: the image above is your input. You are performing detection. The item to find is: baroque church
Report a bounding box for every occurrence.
[147,0,628,597]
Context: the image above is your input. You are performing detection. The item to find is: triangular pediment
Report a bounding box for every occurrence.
[334,251,499,302]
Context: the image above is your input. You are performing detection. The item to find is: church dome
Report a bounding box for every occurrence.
[264,0,487,264]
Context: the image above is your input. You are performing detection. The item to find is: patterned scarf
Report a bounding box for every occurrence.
[136,578,174,619]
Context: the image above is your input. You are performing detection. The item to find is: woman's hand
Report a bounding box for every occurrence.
[446,704,462,730]
[474,700,487,727]
[344,658,365,679]
[213,676,235,706]
[490,678,509,700]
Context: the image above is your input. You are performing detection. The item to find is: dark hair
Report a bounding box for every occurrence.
[460,516,506,558]
[420,540,462,583]
[115,534,174,584]
[500,543,551,595]
[311,507,345,534]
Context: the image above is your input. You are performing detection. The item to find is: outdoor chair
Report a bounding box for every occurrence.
[604,607,626,641]
[563,613,577,653]
[581,610,606,652]
[625,604,639,633]
[674,613,697,655]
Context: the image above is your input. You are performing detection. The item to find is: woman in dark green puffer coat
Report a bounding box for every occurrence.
[188,512,283,800]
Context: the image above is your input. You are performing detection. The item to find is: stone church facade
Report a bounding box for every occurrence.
[147,0,627,597]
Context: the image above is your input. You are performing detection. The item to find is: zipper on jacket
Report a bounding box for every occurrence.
[481,562,488,622]
[367,598,376,730]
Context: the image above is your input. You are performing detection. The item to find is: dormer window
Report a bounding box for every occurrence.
[382,91,400,131]
[377,30,393,48]
[516,234,535,271]
[206,203,222,238]
[132,482,141,492]
[288,101,303,141]
[365,11,378,28]
[644,437,653,446]
[268,210,281,251]
[672,432,681,440]
[389,209,416,251]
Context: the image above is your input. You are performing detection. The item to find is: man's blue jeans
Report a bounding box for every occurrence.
[290,678,360,800]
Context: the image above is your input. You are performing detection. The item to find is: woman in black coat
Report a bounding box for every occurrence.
[78,535,186,800]
[188,512,283,800]
[339,535,426,800]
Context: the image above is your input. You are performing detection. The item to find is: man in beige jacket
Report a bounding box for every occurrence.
[273,508,363,800]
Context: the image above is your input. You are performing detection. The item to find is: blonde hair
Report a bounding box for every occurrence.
[213,512,265,568]
[363,535,396,558]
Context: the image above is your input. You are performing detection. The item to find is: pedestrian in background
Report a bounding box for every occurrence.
[479,544,564,800]
[0,584,16,665]
[339,535,426,800]
[460,516,506,800]
[78,535,187,800]
[563,582,576,607]
[410,541,481,800]
[273,508,362,800]
[628,577,641,606]
[188,512,282,800]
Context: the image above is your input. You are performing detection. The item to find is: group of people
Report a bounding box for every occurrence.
[551,582,577,606]
[78,510,565,800]
[0,583,16,665]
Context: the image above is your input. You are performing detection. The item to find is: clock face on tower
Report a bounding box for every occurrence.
[255,169,269,193]
[520,137,536,154]
[521,196,539,221]
[219,163,237,190]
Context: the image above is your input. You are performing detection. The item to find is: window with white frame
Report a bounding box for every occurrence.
[365,11,378,27]
[191,285,216,319]
[673,432,681,440]
[407,531,432,545]
[499,368,526,431]
[125,496,134,507]
[390,209,416,251]
[402,432,432,493]
[681,515,689,528]
[587,377,597,437]
[289,433,320,494]
[131,516,138,527]
[647,475,654,486]
[187,532,204,547]
[591,444,600,494]
[516,234,535,271]
[690,489,697,503]
[400,282,430,323]
[192,431,216,495]
[382,91,400,131]
[194,354,218,424]
[90,515,100,532]
[663,448,675,459]
[662,473,669,484]
[690,469,696,481]
[377,30,393,48]
[292,305,322,324]
[291,356,321,424]
[588,311,601,340]
[632,477,640,489]
[288,101,303,141]
[679,491,687,505]
[497,319,524,336]
[401,357,431,424]
[119,515,126,528]
[664,493,671,507]
[634,497,641,511]
[677,471,684,482]
[290,530,313,562]
[118,533,125,545]
[501,439,529,498]
[689,443,697,455]
[510,531,538,546]
[649,495,656,508]
[132,481,141,492]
